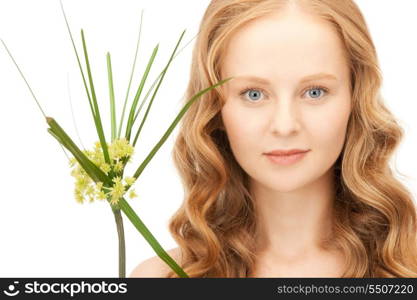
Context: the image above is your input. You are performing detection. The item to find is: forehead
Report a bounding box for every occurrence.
[221,10,349,82]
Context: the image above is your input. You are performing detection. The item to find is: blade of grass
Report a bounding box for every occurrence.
[124,78,232,191]
[59,0,96,120]
[46,128,73,161]
[131,33,197,127]
[66,73,86,151]
[124,44,159,141]
[107,52,117,142]
[46,117,112,185]
[60,0,115,173]
[1,39,73,161]
[117,9,144,140]
[130,30,186,146]
[128,30,201,146]
[1,39,47,118]
[132,71,162,125]
[80,29,111,166]
[47,128,63,144]
[118,197,188,278]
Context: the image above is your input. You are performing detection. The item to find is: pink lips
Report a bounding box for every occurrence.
[264,149,310,166]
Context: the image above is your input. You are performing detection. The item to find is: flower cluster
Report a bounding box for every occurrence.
[69,138,137,205]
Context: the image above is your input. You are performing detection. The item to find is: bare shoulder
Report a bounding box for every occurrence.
[129,247,183,278]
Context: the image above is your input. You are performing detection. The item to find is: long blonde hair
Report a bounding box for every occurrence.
[167,0,417,277]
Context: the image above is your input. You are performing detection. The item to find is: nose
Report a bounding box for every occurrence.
[268,97,301,136]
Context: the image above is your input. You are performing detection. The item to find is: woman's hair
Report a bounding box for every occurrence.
[167,0,417,277]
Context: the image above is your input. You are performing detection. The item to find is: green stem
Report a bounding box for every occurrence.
[112,207,126,278]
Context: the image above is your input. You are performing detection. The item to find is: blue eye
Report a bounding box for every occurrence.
[240,88,264,102]
[305,86,328,99]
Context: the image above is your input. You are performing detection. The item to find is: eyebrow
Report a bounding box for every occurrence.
[233,73,338,84]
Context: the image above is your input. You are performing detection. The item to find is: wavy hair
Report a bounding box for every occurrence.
[167,0,417,277]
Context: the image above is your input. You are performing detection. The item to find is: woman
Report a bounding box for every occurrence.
[130,0,417,277]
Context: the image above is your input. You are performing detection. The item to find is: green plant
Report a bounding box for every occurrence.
[1,1,230,278]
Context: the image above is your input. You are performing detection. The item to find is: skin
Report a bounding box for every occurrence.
[220,5,352,277]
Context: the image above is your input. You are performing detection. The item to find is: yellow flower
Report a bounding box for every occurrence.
[75,176,89,191]
[69,139,136,204]
[100,163,111,175]
[97,190,107,201]
[124,176,136,186]
[95,182,109,201]
[129,189,138,199]
[70,168,77,177]
[69,157,77,167]
[108,176,125,205]
[74,190,84,204]
[109,138,134,160]
[113,160,124,172]
[86,185,95,197]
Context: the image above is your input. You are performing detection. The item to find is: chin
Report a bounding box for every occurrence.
[259,177,311,193]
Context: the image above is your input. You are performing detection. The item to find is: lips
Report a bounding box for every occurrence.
[264,149,310,156]
[264,149,310,166]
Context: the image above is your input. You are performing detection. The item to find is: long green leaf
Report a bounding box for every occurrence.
[130,30,186,146]
[132,72,162,125]
[59,0,96,120]
[80,29,111,167]
[118,197,188,278]
[107,52,117,142]
[131,32,198,128]
[1,39,47,119]
[129,32,200,145]
[125,78,232,190]
[117,9,144,140]
[124,44,159,141]
[46,117,111,185]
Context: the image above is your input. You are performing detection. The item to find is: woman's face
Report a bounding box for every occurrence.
[220,9,352,193]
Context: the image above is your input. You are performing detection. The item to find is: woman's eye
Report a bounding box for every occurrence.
[240,88,264,102]
[304,86,328,100]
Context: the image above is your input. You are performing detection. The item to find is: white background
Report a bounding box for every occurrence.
[0,0,416,277]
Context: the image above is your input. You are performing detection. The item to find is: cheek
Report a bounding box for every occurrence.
[309,102,350,153]
[221,104,259,152]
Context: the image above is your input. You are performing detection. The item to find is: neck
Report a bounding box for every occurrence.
[251,167,337,260]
